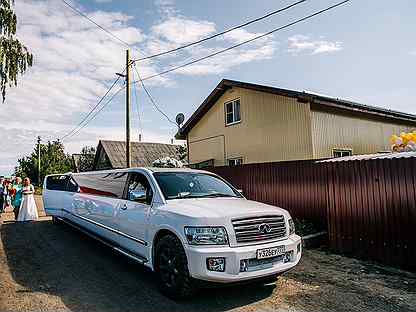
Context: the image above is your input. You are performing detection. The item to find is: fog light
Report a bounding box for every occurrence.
[207,257,225,272]
[284,251,293,263]
[240,259,248,272]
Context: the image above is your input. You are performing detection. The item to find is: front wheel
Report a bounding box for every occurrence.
[155,235,197,299]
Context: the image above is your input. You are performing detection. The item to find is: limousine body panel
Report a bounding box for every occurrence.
[71,193,122,247]
[43,167,302,298]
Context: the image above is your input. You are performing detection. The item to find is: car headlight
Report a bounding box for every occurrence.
[288,218,295,235]
[184,226,229,245]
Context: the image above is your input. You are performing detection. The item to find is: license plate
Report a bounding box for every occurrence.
[257,245,285,259]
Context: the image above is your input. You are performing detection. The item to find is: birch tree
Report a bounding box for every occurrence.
[1,0,33,102]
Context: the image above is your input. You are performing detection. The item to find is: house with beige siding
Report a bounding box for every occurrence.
[176,79,416,167]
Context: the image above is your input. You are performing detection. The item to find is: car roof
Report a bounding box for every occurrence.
[146,167,209,173]
[67,167,212,176]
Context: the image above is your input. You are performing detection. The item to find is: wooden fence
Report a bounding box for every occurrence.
[208,156,416,269]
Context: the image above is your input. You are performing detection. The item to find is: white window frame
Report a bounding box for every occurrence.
[228,157,243,167]
[224,99,241,126]
[332,148,353,158]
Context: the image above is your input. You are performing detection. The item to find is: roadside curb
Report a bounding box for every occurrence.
[302,231,327,248]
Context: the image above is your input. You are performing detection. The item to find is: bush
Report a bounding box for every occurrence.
[34,186,43,196]
[294,218,326,236]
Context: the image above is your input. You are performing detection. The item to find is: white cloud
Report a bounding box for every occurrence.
[0,0,170,175]
[154,0,177,17]
[151,16,216,45]
[288,35,343,55]
[145,15,276,76]
[410,51,416,56]
[1,0,279,174]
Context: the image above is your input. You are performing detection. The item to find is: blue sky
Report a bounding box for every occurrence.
[1,0,415,174]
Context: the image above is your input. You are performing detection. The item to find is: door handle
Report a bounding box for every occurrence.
[121,203,128,210]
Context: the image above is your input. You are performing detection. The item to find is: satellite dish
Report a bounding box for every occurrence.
[176,113,185,126]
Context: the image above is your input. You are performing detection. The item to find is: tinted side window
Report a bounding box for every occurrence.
[72,172,128,198]
[46,175,69,191]
[66,177,79,193]
[126,173,153,204]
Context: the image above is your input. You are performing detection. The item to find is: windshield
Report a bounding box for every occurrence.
[153,172,241,200]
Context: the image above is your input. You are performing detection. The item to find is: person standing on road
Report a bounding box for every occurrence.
[0,178,6,213]
[12,177,23,220]
[17,178,38,222]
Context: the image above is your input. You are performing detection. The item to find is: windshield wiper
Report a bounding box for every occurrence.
[167,192,238,199]
[168,192,201,199]
[199,193,237,198]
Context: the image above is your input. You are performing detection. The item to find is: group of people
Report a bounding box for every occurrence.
[0,177,38,222]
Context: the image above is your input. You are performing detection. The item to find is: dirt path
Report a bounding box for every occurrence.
[0,218,415,312]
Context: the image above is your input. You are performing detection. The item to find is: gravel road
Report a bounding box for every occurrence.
[1,218,415,312]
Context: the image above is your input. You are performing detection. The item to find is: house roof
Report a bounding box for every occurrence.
[176,79,416,139]
[318,151,416,163]
[93,140,178,169]
[72,153,95,172]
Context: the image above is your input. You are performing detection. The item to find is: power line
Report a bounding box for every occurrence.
[62,85,125,141]
[60,75,122,140]
[133,0,351,83]
[133,63,177,127]
[60,0,146,57]
[131,68,143,136]
[134,0,308,62]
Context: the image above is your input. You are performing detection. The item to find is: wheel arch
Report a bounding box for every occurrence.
[152,227,187,269]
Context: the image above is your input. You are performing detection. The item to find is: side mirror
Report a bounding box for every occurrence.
[129,190,146,202]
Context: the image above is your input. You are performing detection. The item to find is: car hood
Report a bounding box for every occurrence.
[162,197,290,221]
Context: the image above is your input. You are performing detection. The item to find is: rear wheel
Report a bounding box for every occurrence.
[155,235,197,299]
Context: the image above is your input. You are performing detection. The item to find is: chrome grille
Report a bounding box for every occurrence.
[232,215,286,243]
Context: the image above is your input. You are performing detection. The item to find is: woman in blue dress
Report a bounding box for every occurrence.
[12,177,23,220]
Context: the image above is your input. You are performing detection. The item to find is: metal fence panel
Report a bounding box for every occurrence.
[208,157,416,269]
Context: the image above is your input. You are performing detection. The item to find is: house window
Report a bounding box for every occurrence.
[228,158,243,167]
[190,159,214,169]
[333,149,353,158]
[225,99,241,126]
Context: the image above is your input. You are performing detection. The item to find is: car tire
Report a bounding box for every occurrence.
[155,234,197,299]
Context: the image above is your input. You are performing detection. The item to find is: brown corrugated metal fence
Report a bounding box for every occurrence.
[208,157,416,269]
[209,160,328,227]
[325,157,416,269]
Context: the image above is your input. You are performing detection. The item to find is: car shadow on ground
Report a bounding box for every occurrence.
[1,220,275,312]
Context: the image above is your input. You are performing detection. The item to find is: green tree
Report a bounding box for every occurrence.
[1,0,33,102]
[77,145,96,172]
[176,144,187,162]
[15,139,74,185]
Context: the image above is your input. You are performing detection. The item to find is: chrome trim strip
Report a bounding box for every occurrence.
[58,217,147,264]
[113,247,146,264]
[62,209,147,246]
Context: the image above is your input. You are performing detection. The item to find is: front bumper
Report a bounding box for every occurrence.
[185,234,302,283]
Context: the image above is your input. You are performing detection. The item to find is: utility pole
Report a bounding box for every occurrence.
[125,49,131,168]
[37,136,41,186]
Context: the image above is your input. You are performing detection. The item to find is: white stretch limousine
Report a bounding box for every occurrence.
[43,168,302,298]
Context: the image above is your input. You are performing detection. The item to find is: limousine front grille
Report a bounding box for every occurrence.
[232,215,286,244]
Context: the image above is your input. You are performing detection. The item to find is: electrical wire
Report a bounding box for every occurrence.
[132,0,351,83]
[60,75,122,140]
[131,68,143,137]
[133,0,308,62]
[61,85,125,141]
[133,63,177,127]
[60,0,146,57]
